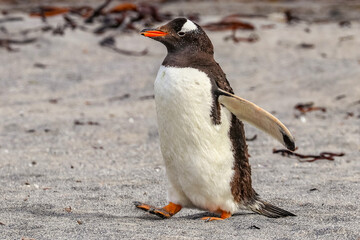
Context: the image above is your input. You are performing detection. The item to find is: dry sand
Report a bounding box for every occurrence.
[0,1,359,239]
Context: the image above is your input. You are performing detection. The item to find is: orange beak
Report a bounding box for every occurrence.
[140,29,168,38]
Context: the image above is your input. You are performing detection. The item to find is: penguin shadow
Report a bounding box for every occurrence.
[181,211,255,220]
[136,215,167,221]
[135,211,255,221]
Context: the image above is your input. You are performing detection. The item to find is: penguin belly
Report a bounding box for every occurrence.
[154,65,239,214]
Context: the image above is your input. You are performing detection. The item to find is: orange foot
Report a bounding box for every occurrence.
[134,201,182,219]
[201,210,231,222]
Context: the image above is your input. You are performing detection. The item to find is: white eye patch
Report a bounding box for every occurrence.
[180,19,198,33]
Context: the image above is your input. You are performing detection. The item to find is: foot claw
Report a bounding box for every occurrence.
[201,217,224,222]
[200,210,231,221]
[134,201,152,211]
[134,201,175,219]
[152,209,171,219]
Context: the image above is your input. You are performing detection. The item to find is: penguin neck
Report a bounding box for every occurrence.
[162,48,214,68]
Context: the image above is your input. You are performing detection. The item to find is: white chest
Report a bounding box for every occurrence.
[154,66,217,144]
[153,66,238,213]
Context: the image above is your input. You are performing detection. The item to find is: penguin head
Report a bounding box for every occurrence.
[141,18,213,55]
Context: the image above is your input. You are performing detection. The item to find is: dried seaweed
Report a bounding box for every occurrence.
[28,1,170,34]
[203,16,255,31]
[224,32,259,43]
[30,6,70,18]
[298,43,315,49]
[63,15,77,29]
[92,146,104,150]
[284,10,301,24]
[52,25,65,35]
[0,38,37,51]
[108,3,137,13]
[34,63,47,68]
[108,93,130,101]
[309,188,319,192]
[99,36,148,56]
[335,94,346,100]
[70,7,93,18]
[74,120,100,126]
[339,20,351,28]
[20,1,165,54]
[202,15,256,43]
[345,112,354,119]
[294,102,326,114]
[132,2,168,23]
[48,98,59,104]
[225,13,267,19]
[7,1,171,52]
[248,225,260,230]
[85,0,112,23]
[93,14,125,34]
[0,16,23,23]
[273,148,344,162]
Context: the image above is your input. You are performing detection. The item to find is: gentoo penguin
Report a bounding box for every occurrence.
[135,18,296,221]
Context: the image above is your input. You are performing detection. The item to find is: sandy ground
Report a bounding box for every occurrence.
[0,1,360,239]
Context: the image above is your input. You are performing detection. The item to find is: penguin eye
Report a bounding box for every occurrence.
[177,31,185,37]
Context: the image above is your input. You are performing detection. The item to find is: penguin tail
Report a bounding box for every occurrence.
[248,198,296,218]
